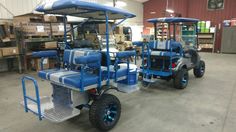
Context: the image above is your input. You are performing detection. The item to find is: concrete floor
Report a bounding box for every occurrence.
[0,53,236,132]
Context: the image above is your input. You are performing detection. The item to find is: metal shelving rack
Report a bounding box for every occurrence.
[0,19,22,73]
[198,28,216,53]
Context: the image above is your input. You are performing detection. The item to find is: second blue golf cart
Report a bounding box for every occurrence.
[138,17,206,89]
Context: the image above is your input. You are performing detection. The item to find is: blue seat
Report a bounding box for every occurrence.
[38,69,99,89]
[151,51,178,57]
[148,40,182,57]
[38,49,101,90]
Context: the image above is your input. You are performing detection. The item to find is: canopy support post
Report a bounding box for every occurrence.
[154,22,157,40]
[63,15,70,49]
[105,11,111,86]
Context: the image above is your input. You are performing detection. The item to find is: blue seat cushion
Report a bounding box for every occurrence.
[38,69,99,89]
[116,51,136,58]
[151,51,178,57]
[32,50,57,58]
[38,69,65,80]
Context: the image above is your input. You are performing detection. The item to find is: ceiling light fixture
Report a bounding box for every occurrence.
[166,9,174,13]
[150,11,156,14]
[116,1,127,7]
[105,1,127,8]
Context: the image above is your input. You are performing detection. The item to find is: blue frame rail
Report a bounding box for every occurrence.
[22,76,42,120]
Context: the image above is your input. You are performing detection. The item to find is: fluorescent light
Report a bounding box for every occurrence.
[150,11,156,14]
[104,2,113,7]
[116,1,127,7]
[166,9,174,13]
[105,1,127,8]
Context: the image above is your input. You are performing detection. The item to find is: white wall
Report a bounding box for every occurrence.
[0,0,42,19]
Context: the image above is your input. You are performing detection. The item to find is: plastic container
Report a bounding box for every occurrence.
[210,27,216,33]
[118,71,137,85]
[206,21,211,28]
[204,28,210,33]
[231,19,236,27]
[200,21,206,28]
[117,63,138,85]
[223,20,231,27]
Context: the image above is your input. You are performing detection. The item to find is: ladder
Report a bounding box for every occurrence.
[21,76,42,120]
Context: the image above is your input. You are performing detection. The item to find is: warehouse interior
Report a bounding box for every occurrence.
[0,0,236,132]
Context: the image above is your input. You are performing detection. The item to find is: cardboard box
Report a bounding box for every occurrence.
[44,15,57,22]
[115,34,125,42]
[0,20,14,38]
[115,26,123,34]
[51,23,71,36]
[44,41,57,49]
[98,24,112,34]
[14,22,51,37]
[13,13,44,24]
[85,33,97,42]
[1,47,19,56]
[49,59,57,69]
[32,58,49,71]
[0,49,2,57]
[1,37,11,42]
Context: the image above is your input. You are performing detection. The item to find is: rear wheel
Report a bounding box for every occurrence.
[194,60,205,78]
[89,94,121,131]
[141,81,151,88]
[174,68,189,89]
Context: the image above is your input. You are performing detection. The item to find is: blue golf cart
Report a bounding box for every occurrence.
[137,17,205,89]
[21,0,138,131]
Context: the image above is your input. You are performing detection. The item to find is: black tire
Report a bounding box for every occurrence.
[89,94,121,131]
[141,81,151,88]
[194,60,205,78]
[174,68,189,89]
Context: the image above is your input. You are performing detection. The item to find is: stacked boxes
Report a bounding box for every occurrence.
[51,23,71,36]
[115,26,123,34]
[0,47,19,57]
[43,41,58,49]
[0,20,15,40]
[13,13,51,37]
[31,58,57,71]
[31,58,49,71]
[98,23,112,34]
[13,13,70,37]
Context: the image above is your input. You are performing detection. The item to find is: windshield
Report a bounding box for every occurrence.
[154,22,198,49]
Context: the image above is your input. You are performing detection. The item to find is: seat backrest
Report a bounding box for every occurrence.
[63,49,100,69]
[149,40,170,50]
[149,40,183,51]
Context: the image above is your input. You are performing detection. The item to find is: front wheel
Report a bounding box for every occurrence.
[194,60,205,78]
[173,68,189,89]
[89,94,121,131]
